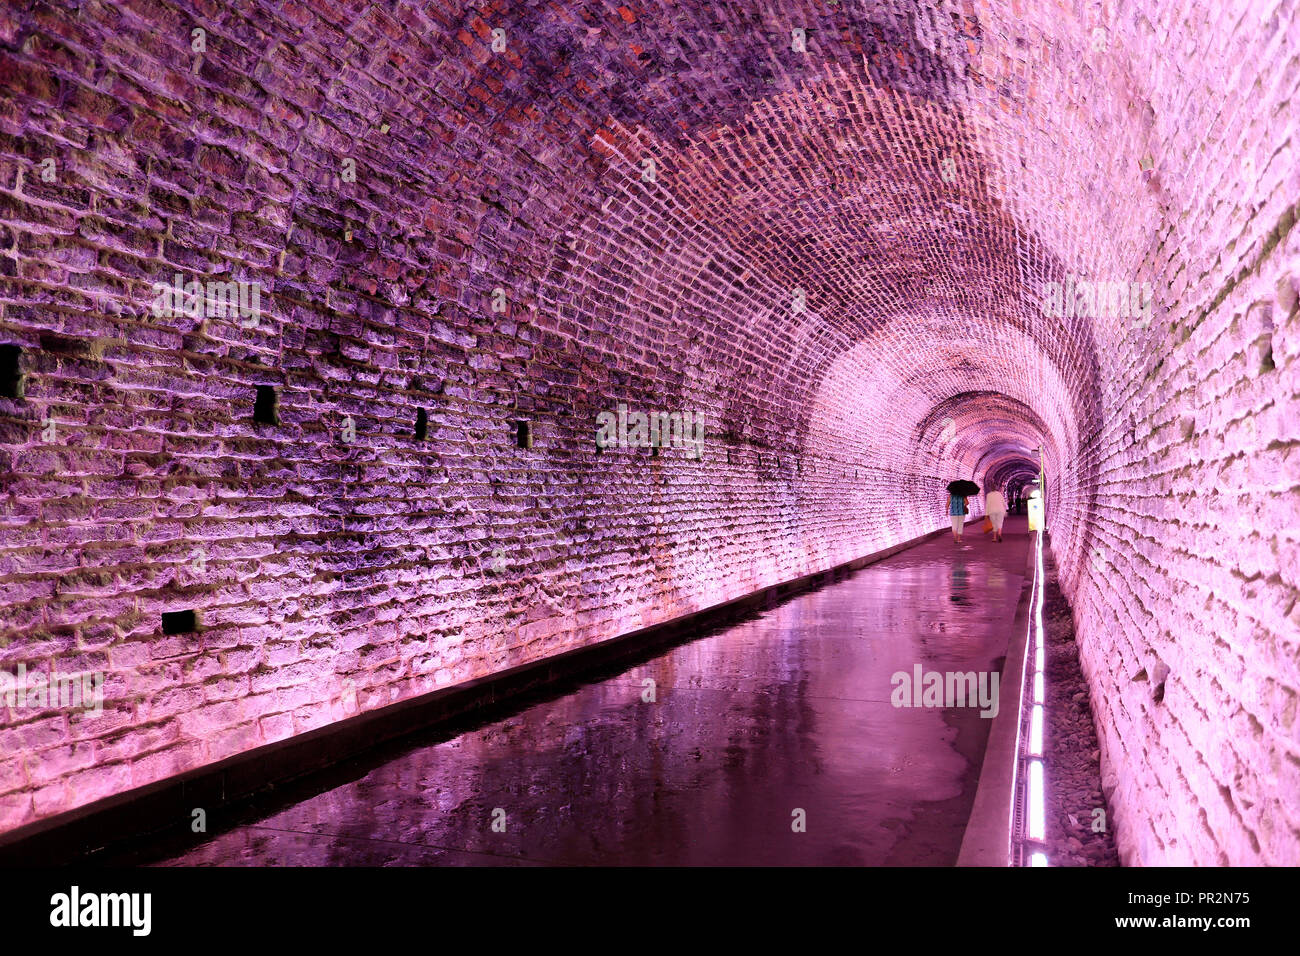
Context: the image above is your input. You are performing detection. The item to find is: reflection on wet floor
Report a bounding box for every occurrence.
[153,519,1030,866]
[951,565,972,605]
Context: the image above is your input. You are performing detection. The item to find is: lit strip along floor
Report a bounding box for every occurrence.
[1013,528,1049,866]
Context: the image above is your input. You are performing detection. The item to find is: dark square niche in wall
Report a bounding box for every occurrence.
[253,385,278,425]
[414,407,428,441]
[516,420,532,449]
[162,610,199,634]
[0,344,24,400]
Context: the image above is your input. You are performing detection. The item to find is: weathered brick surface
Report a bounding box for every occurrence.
[0,1,1296,863]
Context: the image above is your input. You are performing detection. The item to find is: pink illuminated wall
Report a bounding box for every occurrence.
[0,0,1296,864]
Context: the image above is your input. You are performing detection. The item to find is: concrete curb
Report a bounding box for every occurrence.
[956,529,1039,866]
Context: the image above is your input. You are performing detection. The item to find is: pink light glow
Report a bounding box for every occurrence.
[0,0,1291,869]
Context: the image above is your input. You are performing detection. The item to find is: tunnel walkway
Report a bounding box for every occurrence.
[145,517,1032,866]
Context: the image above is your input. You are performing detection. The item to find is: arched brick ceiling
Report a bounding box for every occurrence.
[497,0,1121,543]
[0,0,1295,864]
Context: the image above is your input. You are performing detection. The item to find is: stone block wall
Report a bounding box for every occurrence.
[0,0,1295,864]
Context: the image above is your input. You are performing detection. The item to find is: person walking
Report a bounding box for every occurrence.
[948,489,969,543]
[986,487,1008,542]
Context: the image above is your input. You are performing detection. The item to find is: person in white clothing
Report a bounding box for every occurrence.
[986,488,1008,542]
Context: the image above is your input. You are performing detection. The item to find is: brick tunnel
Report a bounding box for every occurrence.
[0,0,1297,871]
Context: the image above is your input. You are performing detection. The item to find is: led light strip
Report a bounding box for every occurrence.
[1012,527,1050,865]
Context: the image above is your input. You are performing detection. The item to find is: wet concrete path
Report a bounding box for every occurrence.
[152,517,1031,866]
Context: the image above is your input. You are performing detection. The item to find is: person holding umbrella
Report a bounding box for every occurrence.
[946,479,979,543]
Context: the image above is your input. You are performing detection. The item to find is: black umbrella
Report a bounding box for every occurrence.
[946,479,980,496]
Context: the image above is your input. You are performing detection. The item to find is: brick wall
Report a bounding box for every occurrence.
[0,0,1296,863]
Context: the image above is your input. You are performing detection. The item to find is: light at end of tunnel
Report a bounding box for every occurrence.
[1030,852,1049,867]
[1033,672,1044,704]
[1035,645,1044,672]
[1029,704,1044,756]
[1028,760,1046,841]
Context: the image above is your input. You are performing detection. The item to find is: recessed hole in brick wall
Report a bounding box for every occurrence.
[515,421,532,449]
[1260,342,1275,373]
[0,345,24,400]
[414,407,428,441]
[162,610,199,634]
[253,385,278,425]
[39,333,88,356]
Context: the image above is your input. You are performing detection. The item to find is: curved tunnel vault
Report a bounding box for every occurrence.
[0,0,1296,866]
